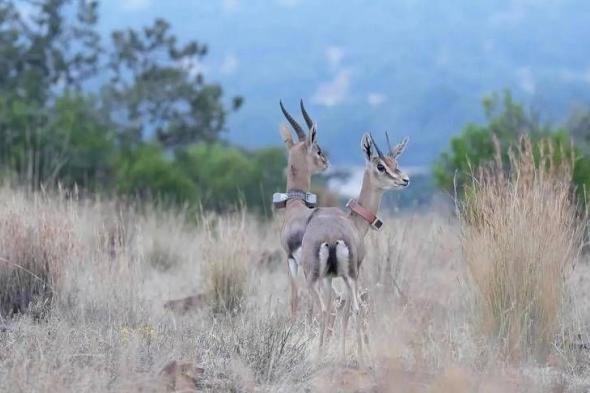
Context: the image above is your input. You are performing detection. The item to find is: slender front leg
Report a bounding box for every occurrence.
[344,276,363,360]
[306,292,314,333]
[288,257,299,317]
[342,277,353,359]
[349,278,364,361]
[308,280,325,350]
[321,277,333,346]
[327,288,341,341]
[360,290,372,353]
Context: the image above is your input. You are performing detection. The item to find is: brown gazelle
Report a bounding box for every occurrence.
[300,132,409,355]
[275,100,329,316]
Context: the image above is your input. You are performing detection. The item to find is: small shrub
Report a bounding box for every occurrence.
[460,135,584,360]
[203,312,311,389]
[234,313,310,384]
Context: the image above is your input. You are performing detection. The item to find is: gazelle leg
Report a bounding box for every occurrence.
[308,280,325,349]
[321,277,333,345]
[345,277,363,360]
[306,292,314,333]
[288,257,298,317]
[360,291,372,356]
[342,277,353,359]
[327,286,342,340]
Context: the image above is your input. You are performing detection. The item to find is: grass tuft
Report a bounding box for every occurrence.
[460,135,585,360]
[202,212,252,314]
[0,191,78,317]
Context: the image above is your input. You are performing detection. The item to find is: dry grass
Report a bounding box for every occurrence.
[460,136,585,361]
[0,189,79,317]
[0,181,589,392]
[200,212,253,314]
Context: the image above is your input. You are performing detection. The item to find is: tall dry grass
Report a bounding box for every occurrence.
[201,212,254,314]
[1,181,589,391]
[460,135,585,360]
[0,189,80,317]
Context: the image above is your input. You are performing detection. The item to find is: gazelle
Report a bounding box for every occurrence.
[274,100,329,316]
[300,132,409,355]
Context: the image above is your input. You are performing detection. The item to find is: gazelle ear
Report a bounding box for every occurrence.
[361,133,373,161]
[280,124,294,148]
[390,137,409,158]
[306,123,317,146]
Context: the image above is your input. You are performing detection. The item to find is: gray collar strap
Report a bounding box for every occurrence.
[273,190,317,209]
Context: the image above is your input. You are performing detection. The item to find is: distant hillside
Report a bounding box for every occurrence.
[101,0,590,166]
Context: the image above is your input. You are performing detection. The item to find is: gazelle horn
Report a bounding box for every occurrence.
[300,99,314,129]
[369,132,385,159]
[280,100,306,141]
[385,131,393,155]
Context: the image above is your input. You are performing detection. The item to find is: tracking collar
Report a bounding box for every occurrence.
[273,190,317,209]
[346,199,383,231]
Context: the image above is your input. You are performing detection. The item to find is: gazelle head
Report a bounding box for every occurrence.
[361,132,410,189]
[279,100,329,174]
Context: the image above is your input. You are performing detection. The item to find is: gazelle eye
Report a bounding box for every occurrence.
[377,163,385,172]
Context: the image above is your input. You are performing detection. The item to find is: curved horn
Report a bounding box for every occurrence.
[385,131,393,155]
[280,100,306,141]
[369,132,385,159]
[300,99,314,129]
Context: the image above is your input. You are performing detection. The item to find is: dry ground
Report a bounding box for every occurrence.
[0,188,589,392]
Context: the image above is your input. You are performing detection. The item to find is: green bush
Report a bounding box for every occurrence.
[115,144,198,204]
[175,143,286,212]
[434,90,590,196]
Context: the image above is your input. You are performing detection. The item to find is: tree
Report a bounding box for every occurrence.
[0,92,115,189]
[50,93,115,189]
[434,90,590,195]
[0,0,104,188]
[0,0,100,100]
[0,0,289,213]
[104,18,243,148]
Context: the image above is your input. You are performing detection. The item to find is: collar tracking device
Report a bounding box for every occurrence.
[273,190,317,209]
[345,199,384,231]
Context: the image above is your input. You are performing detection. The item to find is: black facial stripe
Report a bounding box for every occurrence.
[375,158,398,178]
[383,167,398,179]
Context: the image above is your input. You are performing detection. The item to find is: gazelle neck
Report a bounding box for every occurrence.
[286,163,311,191]
[350,170,384,237]
[286,161,311,209]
